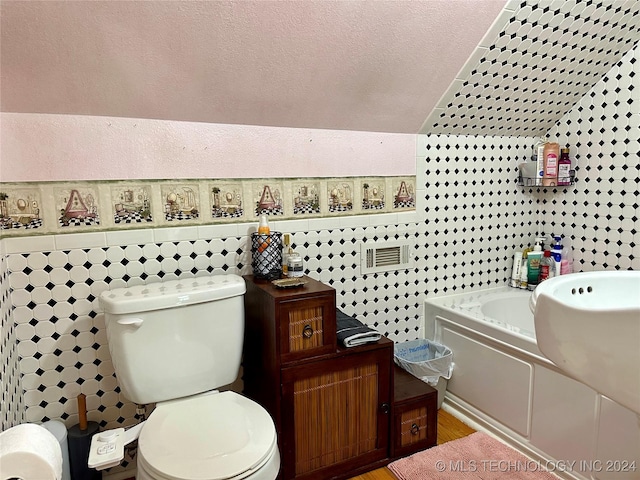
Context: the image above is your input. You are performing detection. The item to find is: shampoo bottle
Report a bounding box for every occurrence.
[519,258,528,290]
[542,142,560,186]
[510,251,523,287]
[534,139,546,186]
[527,240,543,289]
[558,147,572,186]
[551,236,562,277]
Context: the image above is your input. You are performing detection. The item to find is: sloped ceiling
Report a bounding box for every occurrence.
[422,0,640,137]
[1,0,639,136]
[0,0,506,134]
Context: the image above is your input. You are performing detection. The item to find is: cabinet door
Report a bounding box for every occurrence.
[280,350,391,480]
[278,293,336,363]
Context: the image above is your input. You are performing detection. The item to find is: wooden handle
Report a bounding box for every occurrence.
[77,393,88,431]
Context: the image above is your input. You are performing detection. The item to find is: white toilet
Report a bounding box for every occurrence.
[99,274,280,480]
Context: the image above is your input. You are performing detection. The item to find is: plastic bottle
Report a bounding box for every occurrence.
[257,215,270,254]
[558,147,572,186]
[551,236,562,277]
[539,250,555,282]
[519,258,528,290]
[510,251,523,287]
[542,142,559,186]
[534,139,546,186]
[560,244,573,275]
[527,239,543,289]
[258,214,270,234]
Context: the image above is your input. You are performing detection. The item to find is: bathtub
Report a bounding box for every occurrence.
[424,287,640,480]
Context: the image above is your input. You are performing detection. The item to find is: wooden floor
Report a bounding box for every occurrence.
[348,409,476,480]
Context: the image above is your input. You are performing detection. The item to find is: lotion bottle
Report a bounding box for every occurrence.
[542,142,560,186]
[534,139,546,186]
[527,239,543,288]
[519,258,528,289]
[510,251,523,287]
[558,147,572,186]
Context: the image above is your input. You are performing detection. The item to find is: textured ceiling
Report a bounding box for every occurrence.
[1,0,639,136]
[0,0,505,134]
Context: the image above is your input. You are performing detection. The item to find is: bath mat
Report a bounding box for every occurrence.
[388,432,559,480]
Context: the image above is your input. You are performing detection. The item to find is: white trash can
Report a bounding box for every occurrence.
[394,339,454,408]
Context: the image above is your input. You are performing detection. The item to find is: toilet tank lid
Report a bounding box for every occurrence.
[99,274,245,315]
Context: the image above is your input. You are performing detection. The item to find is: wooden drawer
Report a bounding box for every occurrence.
[279,293,335,362]
[392,366,437,458]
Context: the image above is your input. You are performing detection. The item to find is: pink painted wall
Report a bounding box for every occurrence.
[0,113,415,182]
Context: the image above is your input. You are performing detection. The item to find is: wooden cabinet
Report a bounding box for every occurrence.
[391,366,437,458]
[281,344,392,480]
[243,275,393,480]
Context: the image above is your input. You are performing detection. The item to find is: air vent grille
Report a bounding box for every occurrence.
[360,240,412,274]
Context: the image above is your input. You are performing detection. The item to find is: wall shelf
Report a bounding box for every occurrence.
[518,171,575,188]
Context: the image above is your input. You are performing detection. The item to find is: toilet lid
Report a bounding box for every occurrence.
[139,391,277,480]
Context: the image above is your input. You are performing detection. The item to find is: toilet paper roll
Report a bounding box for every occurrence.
[42,420,71,480]
[0,423,63,480]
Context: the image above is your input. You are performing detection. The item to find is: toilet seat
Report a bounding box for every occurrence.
[138,391,278,480]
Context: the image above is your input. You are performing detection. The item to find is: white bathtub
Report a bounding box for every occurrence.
[424,287,640,480]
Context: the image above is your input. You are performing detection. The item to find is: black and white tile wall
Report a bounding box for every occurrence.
[541,46,640,271]
[1,247,24,430]
[1,134,538,442]
[422,0,640,137]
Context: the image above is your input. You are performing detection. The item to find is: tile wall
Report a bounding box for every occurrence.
[542,46,640,271]
[0,135,538,446]
[421,0,640,137]
[2,43,638,455]
[1,243,24,430]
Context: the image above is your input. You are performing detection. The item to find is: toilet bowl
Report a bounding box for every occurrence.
[98,275,280,480]
[135,392,279,480]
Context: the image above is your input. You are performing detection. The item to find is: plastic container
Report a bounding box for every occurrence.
[542,142,559,186]
[394,339,454,408]
[527,239,544,288]
[510,251,522,287]
[539,250,555,282]
[551,235,563,276]
[558,147,572,186]
[534,139,546,186]
[561,244,573,275]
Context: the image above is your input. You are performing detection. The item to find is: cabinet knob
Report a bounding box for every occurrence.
[410,423,420,435]
[302,324,314,339]
[381,403,390,414]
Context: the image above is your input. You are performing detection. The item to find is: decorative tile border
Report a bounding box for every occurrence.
[0,176,415,237]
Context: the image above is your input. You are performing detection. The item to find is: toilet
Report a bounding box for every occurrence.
[99,274,280,480]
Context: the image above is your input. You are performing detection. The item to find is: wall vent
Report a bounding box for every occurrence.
[360,240,412,274]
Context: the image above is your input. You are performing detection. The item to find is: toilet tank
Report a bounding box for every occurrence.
[99,274,246,405]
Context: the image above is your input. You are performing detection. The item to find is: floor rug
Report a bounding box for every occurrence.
[388,432,559,480]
